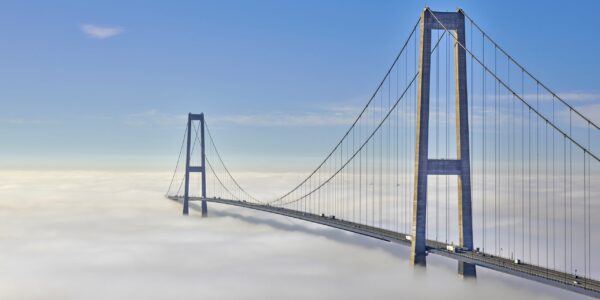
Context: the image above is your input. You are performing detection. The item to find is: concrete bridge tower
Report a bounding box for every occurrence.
[410,8,476,277]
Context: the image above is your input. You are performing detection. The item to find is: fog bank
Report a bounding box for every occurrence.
[0,170,591,299]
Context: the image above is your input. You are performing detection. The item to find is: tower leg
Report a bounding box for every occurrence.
[200,113,208,217]
[183,113,192,215]
[458,261,477,277]
[454,9,476,278]
[411,7,433,268]
[201,200,207,217]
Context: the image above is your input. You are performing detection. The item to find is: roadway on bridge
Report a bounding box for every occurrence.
[169,196,600,299]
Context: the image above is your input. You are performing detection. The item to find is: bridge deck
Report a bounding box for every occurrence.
[169,196,600,298]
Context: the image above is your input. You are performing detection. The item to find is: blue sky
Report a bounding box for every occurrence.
[2,0,599,171]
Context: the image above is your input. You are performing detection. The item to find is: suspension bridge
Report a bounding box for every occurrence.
[166,8,600,298]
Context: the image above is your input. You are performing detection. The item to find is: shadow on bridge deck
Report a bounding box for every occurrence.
[203,205,410,260]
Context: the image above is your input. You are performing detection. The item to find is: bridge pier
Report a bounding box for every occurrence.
[183,112,208,217]
[411,8,476,277]
[458,261,476,278]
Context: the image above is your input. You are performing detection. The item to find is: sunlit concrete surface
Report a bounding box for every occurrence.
[0,170,592,299]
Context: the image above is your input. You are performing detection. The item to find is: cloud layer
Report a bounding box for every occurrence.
[0,170,593,299]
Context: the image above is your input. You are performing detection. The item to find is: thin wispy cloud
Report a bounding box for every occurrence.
[123,109,186,127]
[0,117,48,125]
[212,111,355,127]
[211,103,364,127]
[80,24,124,39]
[567,102,600,126]
[122,104,363,129]
[476,92,600,103]
[553,92,600,102]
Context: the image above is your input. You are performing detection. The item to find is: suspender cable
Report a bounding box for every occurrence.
[387,76,391,229]
[483,31,487,252]
[553,95,556,270]
[380,89,383,228]
[494,45,499,256]
[366,94,370,224]
[512,76,516,260]
[564,135,567,275]
[353,120,356,222]
[583,148,587,281]
[435,29,440,241]
[569,110,573,275]
[536,84,540,266]
[522,93,525,261]
[388,66,392,229]
[372,106,376,227]
[359,123,362,223]
[529,107,532,263]
[446,32,450,244]
[545,120,549,270]
[587,122,591,280]
[395,61,399,233]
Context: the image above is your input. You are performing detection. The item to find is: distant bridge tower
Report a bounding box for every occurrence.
[183,113,208,216]
[411,8,476,277]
